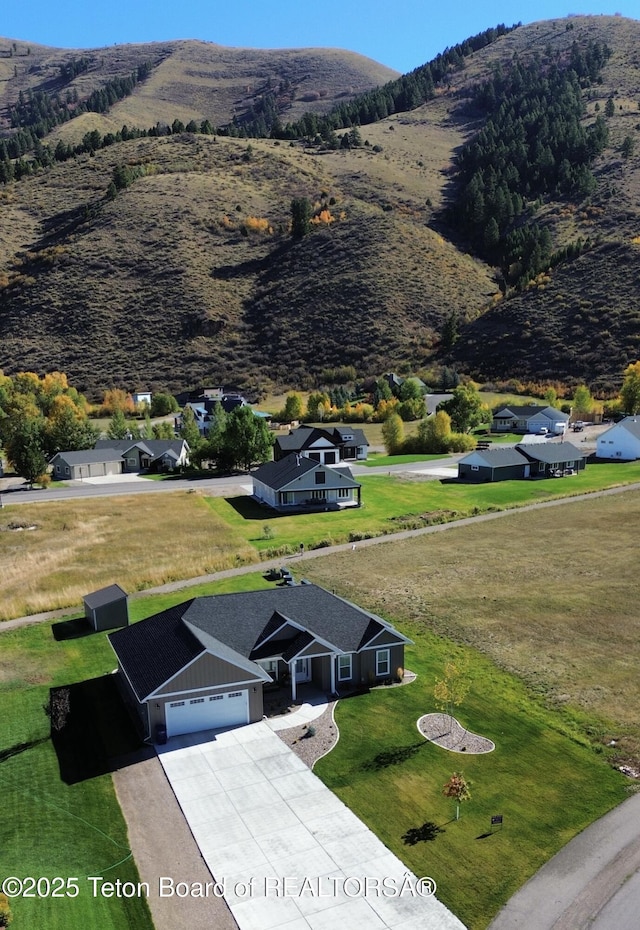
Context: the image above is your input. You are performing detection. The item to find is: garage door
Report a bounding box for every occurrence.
[165,690,249,738]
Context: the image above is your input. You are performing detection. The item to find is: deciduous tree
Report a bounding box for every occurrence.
[620,362,640,415]
[438,384,489,433]
[442,772,472,820]
[382,412,404,454]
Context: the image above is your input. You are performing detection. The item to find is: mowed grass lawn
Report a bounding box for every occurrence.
[206,461,640,553]
[315,628,627,929]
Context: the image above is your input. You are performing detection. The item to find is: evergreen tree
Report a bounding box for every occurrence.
[107,408,131,440]
[290,198,312,239]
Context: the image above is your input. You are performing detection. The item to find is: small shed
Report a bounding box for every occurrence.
[84,584,129,632]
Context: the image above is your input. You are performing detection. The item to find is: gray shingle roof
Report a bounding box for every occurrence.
[51,449,124,465]
[253,455,358,491]
[463,447,530,467]
[617,417,640,439]
[517,441,584,464]
[109,585,410,699]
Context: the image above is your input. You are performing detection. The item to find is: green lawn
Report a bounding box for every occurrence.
[0,622,154,930]
[315,624,627,929]
[205,462,640,553]
[361,453,451,467]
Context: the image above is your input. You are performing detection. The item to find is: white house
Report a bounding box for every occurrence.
[596,417,640,460]
[492,405,569,435]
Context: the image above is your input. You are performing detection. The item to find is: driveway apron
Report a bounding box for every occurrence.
[158,720,465,930]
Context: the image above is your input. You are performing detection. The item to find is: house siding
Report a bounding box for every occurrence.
[155,652,264,696]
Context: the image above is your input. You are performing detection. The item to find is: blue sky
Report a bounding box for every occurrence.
[4,0,639,73]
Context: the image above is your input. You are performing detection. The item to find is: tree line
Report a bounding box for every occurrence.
[449,39,611,288]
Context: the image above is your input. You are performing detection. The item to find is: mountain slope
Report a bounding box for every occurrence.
[0,18,639,395]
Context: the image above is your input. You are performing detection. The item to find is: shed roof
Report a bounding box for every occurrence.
[83,583,128,609]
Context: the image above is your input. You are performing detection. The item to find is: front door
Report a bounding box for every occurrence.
[294,658,312,682]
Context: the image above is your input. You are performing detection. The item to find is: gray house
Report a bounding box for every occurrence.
[94,439,189,472]
[252,454,361,512]
[84,584,129,632]
[50,449,124,480]
[108,584,410,740]
[492,405,569,435]
[458,441,586,482]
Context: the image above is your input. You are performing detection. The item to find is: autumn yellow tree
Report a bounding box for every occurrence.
[434,658,470,735]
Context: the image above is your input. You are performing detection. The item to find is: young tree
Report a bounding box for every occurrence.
[443,772,472,821]
[152,421,175,440]
[416,411,452,453]
[434,659,470,735]
[382,412,405,454]
[543,387,558,408]
[620,362,640,414]
[107,408,131,440]
[150,393,179,416]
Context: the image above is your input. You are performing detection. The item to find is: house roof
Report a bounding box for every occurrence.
[253,455,359,492]
[109,585,410,700]
[460,447,530,468]
[50,449,124,466]
[608,417,640,440]
[83,583,128,609]
[94,439,186,459]
[493,405,568,421]
[275,427,336,453]
[517,441,584,464]
[330,427,369,446]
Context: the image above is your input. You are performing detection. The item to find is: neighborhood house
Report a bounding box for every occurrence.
[458,441,586,481]
[252,454,362,512]
[50,439,190,479]
[274,425,369,464]
[108,584,410,740]
[491,405,569,435]
[596,417,640,460]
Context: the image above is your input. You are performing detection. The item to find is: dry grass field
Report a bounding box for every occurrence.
[301,488,640,766]
[0,492,256,620]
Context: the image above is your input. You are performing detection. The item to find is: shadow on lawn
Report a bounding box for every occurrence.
[49,675,152,784]
[363,741,426,771]
[227,496,278,521]
[402,822,445,845]
[51,617,93,641]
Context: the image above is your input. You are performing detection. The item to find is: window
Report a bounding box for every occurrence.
[308,452,321,462]
[228,692,242,698]
[209,694,223,701]
[338,488,350,499]
[315,471,326,484]
[338,654,352,681]
[259,659,278,680]
[189,697,205,705]
[310,490,326,500]
[376,649,390,677]
[126,457,136,466]
[169,701,185,708]
[471,465,479,471]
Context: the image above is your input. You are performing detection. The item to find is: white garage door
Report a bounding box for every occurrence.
[165,690,249,738]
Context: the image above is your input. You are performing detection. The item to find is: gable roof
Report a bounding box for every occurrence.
[109,585,410,700]
[275,427,338,454]
[517,441,585,464]
[94,439,187,459]
[460,447,530,468]
[50,449,124,466]
[608,417,640,440]
[253,454,359,492]
[493,405,568,421]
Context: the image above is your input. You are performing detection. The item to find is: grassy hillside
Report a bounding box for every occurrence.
[0,17,639,394]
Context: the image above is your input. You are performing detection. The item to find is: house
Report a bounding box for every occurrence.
[176,394,250,435]
[50,449,124,480]
[492,405,569,435]
[253,454,361,512]
[458,441,586,482]
[94,439,189,472]
[519,441,586,477]
[84,584,129,632]
[108,584,411,740]
[458,447,531,482]
[596,417,640,460]
[131,391,152,408]
[274,426,369,464]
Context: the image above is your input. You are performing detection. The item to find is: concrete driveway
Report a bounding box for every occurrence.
[158,721,465,930]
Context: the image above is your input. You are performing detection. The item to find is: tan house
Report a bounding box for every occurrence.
[108,584,410,741]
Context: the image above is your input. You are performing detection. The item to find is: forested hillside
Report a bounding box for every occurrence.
[0,16,638,395]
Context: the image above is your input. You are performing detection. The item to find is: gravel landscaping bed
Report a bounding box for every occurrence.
[418,712,495,754]
[275,701,339,768]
